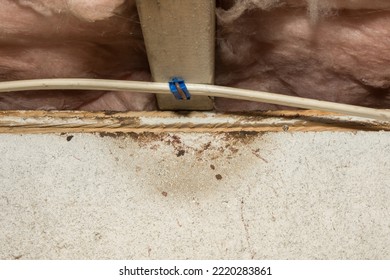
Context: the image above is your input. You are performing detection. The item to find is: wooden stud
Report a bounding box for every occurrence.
[136,0,215,110]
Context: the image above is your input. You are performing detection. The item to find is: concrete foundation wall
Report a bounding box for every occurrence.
[0,131,389,259]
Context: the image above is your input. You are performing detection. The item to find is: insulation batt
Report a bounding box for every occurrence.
[0,0,389,111]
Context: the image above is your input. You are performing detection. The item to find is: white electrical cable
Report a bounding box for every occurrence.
[0,78,389,122]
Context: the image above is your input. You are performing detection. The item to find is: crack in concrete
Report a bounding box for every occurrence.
[240,197,256,259]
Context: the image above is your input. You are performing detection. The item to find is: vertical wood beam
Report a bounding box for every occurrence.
[136,0,215,110]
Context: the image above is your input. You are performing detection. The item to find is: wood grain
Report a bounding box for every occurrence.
[0,110,388,134]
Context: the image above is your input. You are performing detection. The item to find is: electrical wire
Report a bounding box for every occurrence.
[0,78,389,121]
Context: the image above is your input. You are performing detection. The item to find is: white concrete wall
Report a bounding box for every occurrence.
[0,131,389,259]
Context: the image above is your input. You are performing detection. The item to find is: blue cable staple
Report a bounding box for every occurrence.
[168,77,191,100]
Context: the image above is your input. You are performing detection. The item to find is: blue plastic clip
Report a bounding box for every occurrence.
[168,77,191,100]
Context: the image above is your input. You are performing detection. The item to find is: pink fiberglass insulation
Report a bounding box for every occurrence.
[0,0,389,111]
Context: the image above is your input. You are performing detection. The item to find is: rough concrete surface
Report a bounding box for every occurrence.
[0,131,389,259]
